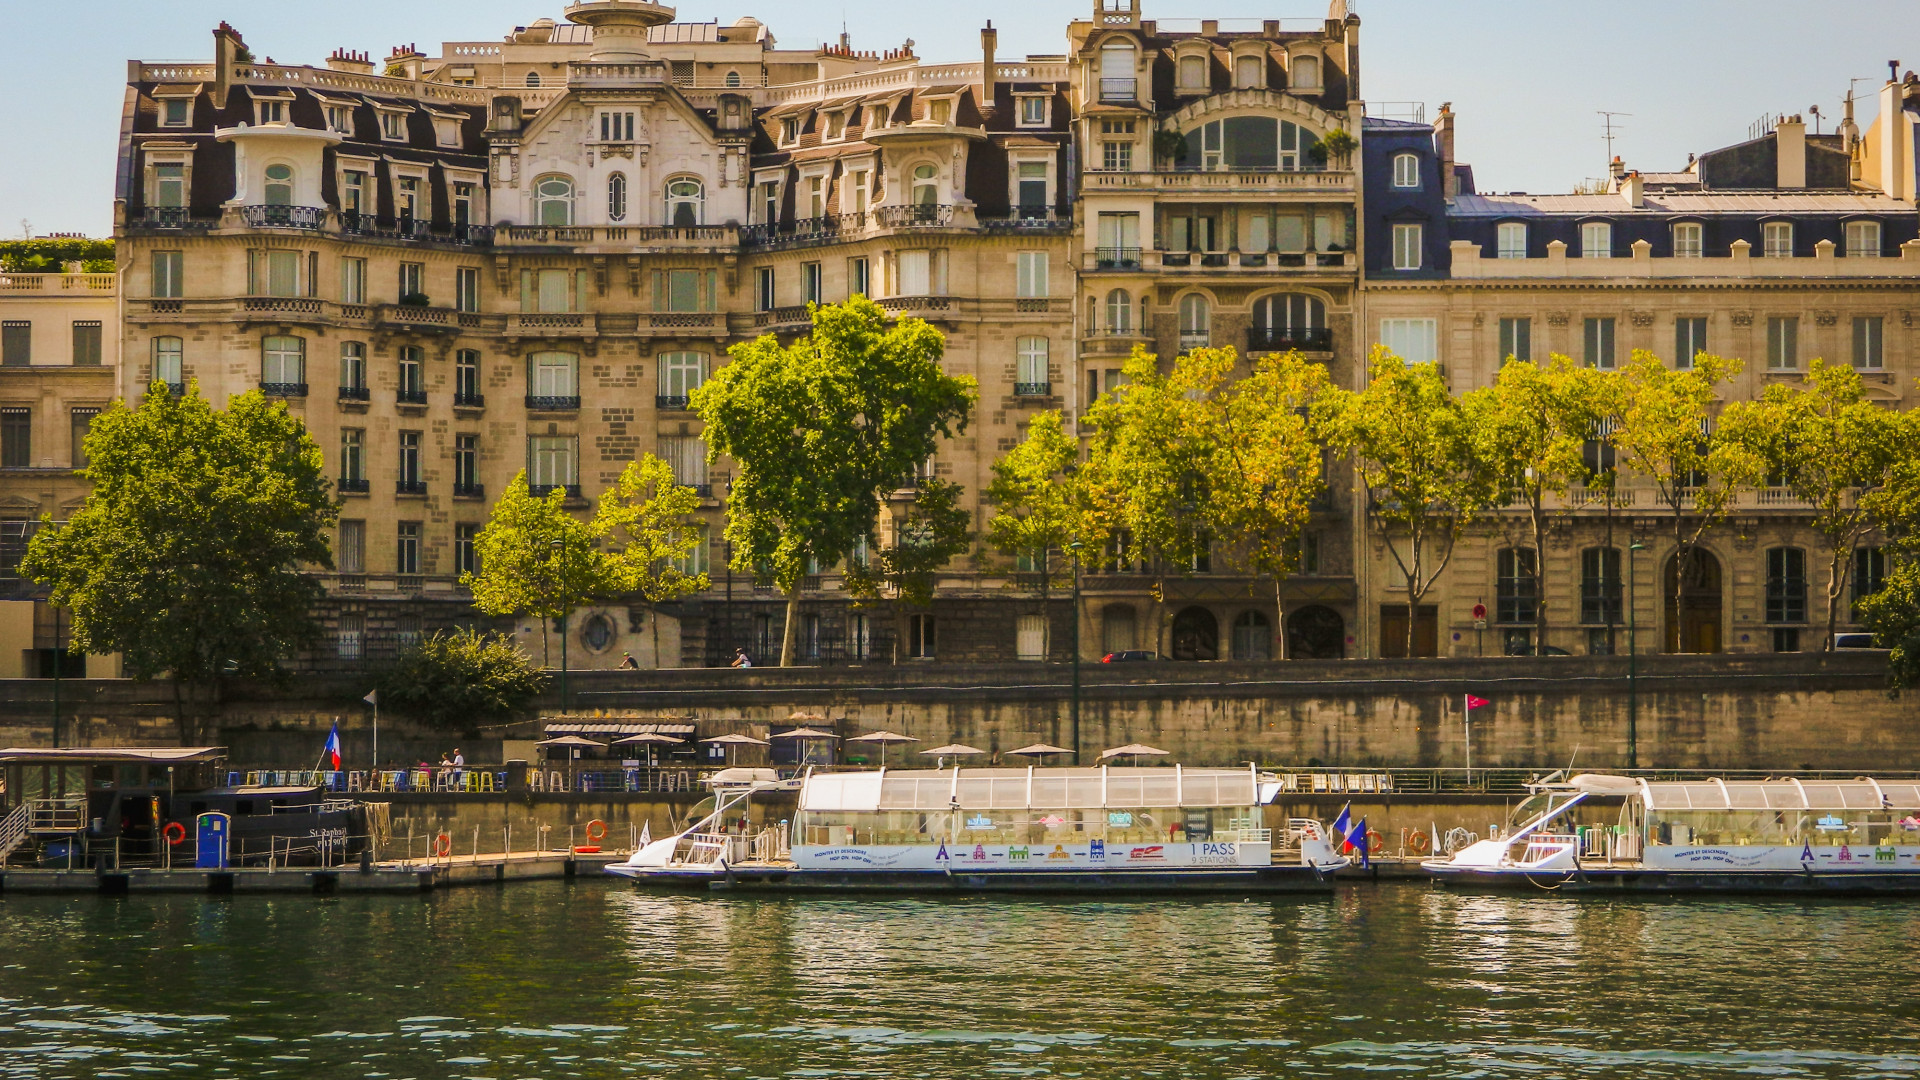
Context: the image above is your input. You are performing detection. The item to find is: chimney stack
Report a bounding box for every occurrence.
[980,22,998,112]
[1434,102,1456,198]
[1621,170,1645,208]
[1775,114,1806,188]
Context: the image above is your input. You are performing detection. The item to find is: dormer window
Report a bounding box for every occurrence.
[1234,54,1264,89]
[929,99,952,125]
[780,118,800,145]
[1763,220,1793,258]
[323,104,354,136]
[1582,221,1613,258]
[1016,95,1049,127]
[600,111,635,142]
[1291,55,1321,90]
[825,111,847,140]
[432,115,462,148]
[1847,219,1883,257]
[157,93,194,128]
[255,97,289,126]
[378,108,408,142]
[263,164,294,206]
[1672,221,1704,258]
[1392,152,1420,189]
[1178,54,1207,90]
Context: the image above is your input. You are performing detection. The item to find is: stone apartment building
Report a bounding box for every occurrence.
[96,0,1920,671]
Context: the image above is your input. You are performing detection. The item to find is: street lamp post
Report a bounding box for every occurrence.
[1068,540,1084,766]
[50,604,62,748]
[1627,540,1645,768]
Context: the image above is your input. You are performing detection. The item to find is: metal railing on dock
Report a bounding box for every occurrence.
[1261,767,1920,798]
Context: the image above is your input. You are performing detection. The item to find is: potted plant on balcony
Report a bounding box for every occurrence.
[1318,127,1357,168]
[399,292,432,308]
[1152,129,1187,168]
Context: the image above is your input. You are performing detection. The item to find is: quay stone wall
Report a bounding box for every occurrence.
[0,653,1912,772]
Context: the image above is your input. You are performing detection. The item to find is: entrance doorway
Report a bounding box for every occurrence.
[1230,610,1272,660]
[1286,605,1346,659]
[1170,606,1219,661]
[1664,549,1723,653]
[1379,604,1438,658]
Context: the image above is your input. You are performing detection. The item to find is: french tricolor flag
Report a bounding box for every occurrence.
[322,721,343,771]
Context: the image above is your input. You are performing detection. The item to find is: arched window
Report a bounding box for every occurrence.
[1183,118,1319,171]
[607,172,627,222]
[1099,42,1137,102]
[1392,152,1421,189]
[1234,54,1263,89]
[911,163,939,206]
[666,178,703,226]
[1251,293,1326,350]
[263,163,294,205]
[1106,289,1133,334]
[1178,294,1210,349]
[1291,55,1320,89]
[1497,547,1540,629]
[525,71,541,88]
[534,175,574,226]
[724,70,742,88]
[1179,54,1207,89]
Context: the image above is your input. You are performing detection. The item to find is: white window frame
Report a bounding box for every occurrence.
[1496,222,1527,260]
[530,351,579,398]
[429,110,463,148]
[1015,94,1050,128]
[455,267,481,313]
[1853,316,1884,371]
[534,175,575,227]
[665,176,705,227]
[152,336,184,386]
[261,335,305,385]
[1581,221,1612,259]
[376,105,411,143]
[1672,222,1704,258]
[528,436,578,490]
[1763,221,1793,259]
[1378,318,1438,365]
[1016,252,1049,299]
[1847,220,1883,258]
[254,94,292,127]
[659,351,708,400]
[1016,336,1049,387]
[340,257,366,304]
[1392,152,1420,189]
[1391,223,1423,270]
[155,89,195,128]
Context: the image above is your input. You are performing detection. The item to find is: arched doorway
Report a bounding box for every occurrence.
[1230,610,1272,660]
[1287,605,1346,659]
[1664,548,1723,654]
[1170,606,1219,661]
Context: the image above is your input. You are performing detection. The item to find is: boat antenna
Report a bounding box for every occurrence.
[1567,743,1581,776]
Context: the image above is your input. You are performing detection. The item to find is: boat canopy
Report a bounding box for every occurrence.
[0,747,226,764]
[799,766,1259,813]
[1617,777,1920,812]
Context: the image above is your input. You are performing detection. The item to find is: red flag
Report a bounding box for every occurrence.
[1465,695,1491,710]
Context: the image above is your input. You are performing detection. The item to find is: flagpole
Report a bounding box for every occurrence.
[1463,693,1472,785]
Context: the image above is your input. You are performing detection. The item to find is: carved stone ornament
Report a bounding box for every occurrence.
[1546,311,1569,328]
[1814,310,1837,326]
[1630,311,1654,328]
[1730,310,1753,327]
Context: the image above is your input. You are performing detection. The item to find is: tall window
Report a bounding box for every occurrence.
[455,523,480,578]
[341,171,368,216]
[666,178,704,226]
[534,175,574,226]
[848,170,870,214]
[1853,316,1884,370]
[1763,221,1794,258]
[676,526,711,578]
[657,435,707,489]
[452,184,475,227]
[340,341,366,391]
[1379,318,1437,365]
[453,434,479,492]
[848,257,870,297]
[1767,316,1799,370]
[263,164,294,205]
[756,267,775,311]
[70,322,102,366]
[152,336,183,388]
[1392,153,1420,188]
[600,111,635,142]
[1105,289,1133,334]
[1291,55,1320,88]
[455,267,480,313]
[261,336,305,390]
[1581,221,1612,258]
[524,268,576,313]
[0,322,26,367]
[655,269,709,312]
[1580,547,1622,625]
[337,520,365,574]
[1178,294,1210,349]
[340,257,366,304]
[338,429,365,486]
[398,346,424,399]
[1496,548,1539,625]
[907,614,936,659]
[1498,317,1531,363]
[1847,220,1882,257]
[529,352,578,401]
[1671,222,1704,257]
[397,431,422,487]
[528,436,577,493]
[1855,547,1888,612]
[153,251,184,298]
[911,164,939,205]
[1178,54,1207,89]
[1766,547,1807,624]
[1583,316,1616,370]
[71,409,98,469]
[1234,54,1264,89]
[1391,223,1423,270]
[396,176,422,223]
[398,262,424,300]
[154,163,187,209]
[801,262,823,305]
[1675,317,1707,371]
[455,349,481,402]
[1496,222,1527,259]
[1099,43,1137,102]
[251,250,303,297]
[396,522,420,575]
[0,409,27,468]
[1016,162,1049,215]
[1016,252,1048,298]
[1016,337,1049,392]
[658,352,708,406]
[897,250,932,296]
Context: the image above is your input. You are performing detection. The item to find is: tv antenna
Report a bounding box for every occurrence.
[1598,111,1631,171]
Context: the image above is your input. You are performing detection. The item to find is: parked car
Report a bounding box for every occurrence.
[1101,650,1159,663]
[1834,633,1888,650]
[1504,645,1573,656]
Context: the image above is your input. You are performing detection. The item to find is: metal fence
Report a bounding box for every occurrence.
[1260,766,1920,798]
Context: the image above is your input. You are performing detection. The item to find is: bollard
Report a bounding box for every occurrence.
[473,825,480,865]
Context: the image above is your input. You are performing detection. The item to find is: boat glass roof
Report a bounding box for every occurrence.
[801,767,1257,812]
[1636,779,1920,812]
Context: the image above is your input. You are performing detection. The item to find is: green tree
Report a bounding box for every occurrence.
[375,628,549,735]
[1611,351,1743,653]
[846,478,973,660]
[985,409,1092,602]
[1463,357,1614,652]
[696,297,976,665]
[465,472,616,666]
[1719,359,1907,649]
[1320,348,1493,657]
[22,383,337,728]
[597,454,711,665]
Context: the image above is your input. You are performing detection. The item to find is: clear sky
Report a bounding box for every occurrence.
[3,0,1907,238]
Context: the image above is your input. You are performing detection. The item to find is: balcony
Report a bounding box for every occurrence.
[337,477,370,495]
[340,212,435,242]
[243,296,324,315]
[529,483,583,500]
[453,391,485,410]
[395,388,428,406]
[874,204,953,229]
[1098,77,1138,104]
[1248,326,1333,353]
[1082,168,1355,196]
[259,381,308,398]
[1013,382,1052,398]
[453,482,485,500]
[141,207,210,230]
[526,395,581,412]
[396,480,428,497]
[655,394,692,411]
[982,211,1072,234]
[1095,247,1142,270]
[740,214,864,249]
[646,312,718,331]
[338,385,370,402]
[496,224,735,251]
[242,204,326,230]
[1177,334,1211,353]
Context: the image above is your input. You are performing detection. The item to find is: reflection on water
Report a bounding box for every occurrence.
[1,883,1917,1078]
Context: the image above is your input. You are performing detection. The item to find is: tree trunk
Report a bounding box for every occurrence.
[780,587,802,667]
[1602,497,1618,654]
[1530,495,1549,654]
[1273,575,1288,661]
[651,603,662,668]
[1823,542,1853,652]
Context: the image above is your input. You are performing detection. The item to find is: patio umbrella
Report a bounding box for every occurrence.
[920,743,985,767]
[1008,743,1075,759]
[768,727,838,740]
[847,730,918,767]
[613,732,682,767]
[786,711,829,723]
[534,735,604,763]
[1100,743,1171,767]
[701,732,770,766]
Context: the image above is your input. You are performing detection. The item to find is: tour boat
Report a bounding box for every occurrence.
[1424,772,1920,892]
[607,764,1348,893]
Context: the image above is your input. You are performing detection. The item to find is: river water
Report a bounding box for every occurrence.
[1,881,1916,1079]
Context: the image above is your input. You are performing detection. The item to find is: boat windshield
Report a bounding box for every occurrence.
[1509,792,1563,829]
[682,796,716,829]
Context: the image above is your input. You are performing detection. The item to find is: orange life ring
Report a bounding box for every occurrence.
[163,822,187,847]
[433,833,453,858]
[1406,829,1432,855]
[1366,829,1386,853]
[573,846,603,855]
[585,819,607,842]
